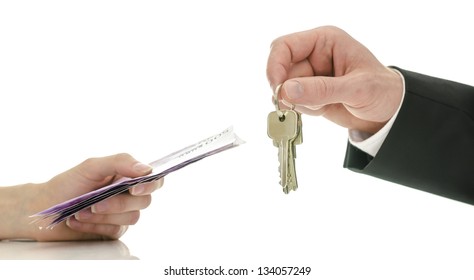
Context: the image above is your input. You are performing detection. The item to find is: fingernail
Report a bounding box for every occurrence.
[66,216,80,229]
[133,162,152,174]
[284,80,304,100]
[92,201,108,213]
[75,208,93,220]
[131,184,145,195]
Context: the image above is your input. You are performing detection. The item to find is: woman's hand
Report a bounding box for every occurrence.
[5,153,163,241]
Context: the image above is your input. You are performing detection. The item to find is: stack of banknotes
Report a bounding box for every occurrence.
[31,127,244,228]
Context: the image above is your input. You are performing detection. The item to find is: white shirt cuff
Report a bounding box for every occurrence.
[348,68,406,157]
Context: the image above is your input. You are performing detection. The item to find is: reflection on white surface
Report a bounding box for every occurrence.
[0,240,137,260]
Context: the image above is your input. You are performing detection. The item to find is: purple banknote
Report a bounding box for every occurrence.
[31,127,244,228]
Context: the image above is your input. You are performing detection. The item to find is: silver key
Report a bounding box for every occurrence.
[267,110,298,193]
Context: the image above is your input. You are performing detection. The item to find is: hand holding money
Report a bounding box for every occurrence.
[0,127,243,241]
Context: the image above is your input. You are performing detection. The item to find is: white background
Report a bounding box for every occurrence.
[1,0,474,279]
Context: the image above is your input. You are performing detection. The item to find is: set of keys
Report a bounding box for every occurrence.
[267,84,303,194]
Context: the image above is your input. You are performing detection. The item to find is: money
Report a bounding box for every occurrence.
[31,127,244,228]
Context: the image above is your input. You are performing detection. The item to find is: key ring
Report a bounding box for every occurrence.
[273,83,285,119]
[273,83,295,117]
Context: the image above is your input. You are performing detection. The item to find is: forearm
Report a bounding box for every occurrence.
[0,183,46,240]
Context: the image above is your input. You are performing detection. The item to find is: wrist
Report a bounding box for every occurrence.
[0,184,34,240]
[386,66,405,118]
[349,68,405,157]
[0,183,50,240]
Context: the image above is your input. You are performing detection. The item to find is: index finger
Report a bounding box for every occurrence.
[266,27,329,91]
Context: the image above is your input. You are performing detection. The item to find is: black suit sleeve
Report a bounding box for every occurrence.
[343,67,474,205]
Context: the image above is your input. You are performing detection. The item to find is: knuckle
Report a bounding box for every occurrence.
[270,36,284,48]
[113,152,132,162]
[129,211,140,225]
[81,157,99,169]
[142,195,152,209]
[109,225,128,239]
[310,78,333,103]
[78,157,103,181]
[118,196,128,212]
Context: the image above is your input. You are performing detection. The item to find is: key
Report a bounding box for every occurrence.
[268,110,297,193]
[285,112,301,192]
[288,112,303,191]
[272,110,302,146]
[267,110,298,193]
[287,136,298,192]
[294,112,303,145]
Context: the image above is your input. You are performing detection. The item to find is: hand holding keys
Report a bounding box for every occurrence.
[267,84,303,194]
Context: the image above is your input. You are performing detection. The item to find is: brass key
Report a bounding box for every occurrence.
[267,110,298,193]
[287,112,302,191]
[287,136,298,192]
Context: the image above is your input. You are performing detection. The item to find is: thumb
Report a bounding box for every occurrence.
[79,153,152,182]
[108,153,153,178]
[281,76,355,109]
